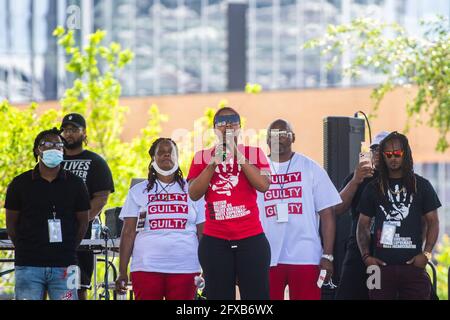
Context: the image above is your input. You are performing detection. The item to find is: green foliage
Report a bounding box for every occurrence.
[0,27,161,298]
[0,102,60,224]
[304,15,450,152]
[177,100,226,175]
[0,28,265,299]
[176,95,267,176]
[53,27,163,209]
[0,102,61,296]
[434,235,450,300]
[245,83,263,94]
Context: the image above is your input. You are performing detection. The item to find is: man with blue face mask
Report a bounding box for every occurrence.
[4,128,91,300]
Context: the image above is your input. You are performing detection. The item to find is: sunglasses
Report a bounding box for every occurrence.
[214,115,241,128]
[383,150,404,159]
[39,141,65,149]
[270,130,293,139]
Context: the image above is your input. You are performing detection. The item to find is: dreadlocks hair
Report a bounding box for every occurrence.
[33,128,65,162]
[146,138,185,192]
[376,131,417,198]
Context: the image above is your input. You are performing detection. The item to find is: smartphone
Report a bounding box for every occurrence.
[359,152,373,168]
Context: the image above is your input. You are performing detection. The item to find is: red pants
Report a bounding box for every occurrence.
[130,272,199,300]
[269,264,321,300]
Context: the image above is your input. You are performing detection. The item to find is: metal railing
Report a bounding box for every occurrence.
[427,261,438,294]
[96,258,117,300]
[0,259,14,278]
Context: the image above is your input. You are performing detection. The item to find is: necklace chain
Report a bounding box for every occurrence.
[388,185,406,195]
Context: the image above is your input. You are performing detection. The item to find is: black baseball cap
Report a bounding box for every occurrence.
[61,113,86,129]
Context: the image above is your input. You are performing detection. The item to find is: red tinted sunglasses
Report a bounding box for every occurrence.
[383,150,404,159]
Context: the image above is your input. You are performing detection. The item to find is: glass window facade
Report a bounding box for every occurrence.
[0,0,448,101]
[91,0,227,97]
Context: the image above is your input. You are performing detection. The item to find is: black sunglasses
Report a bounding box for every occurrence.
[214,114,241,127]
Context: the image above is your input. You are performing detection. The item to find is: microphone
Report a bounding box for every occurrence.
[101,225,110,236]
[223,130,234,161]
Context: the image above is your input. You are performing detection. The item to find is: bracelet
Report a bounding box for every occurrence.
[361,253,370,262]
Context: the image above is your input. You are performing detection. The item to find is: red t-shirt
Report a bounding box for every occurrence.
[187,145,270,240]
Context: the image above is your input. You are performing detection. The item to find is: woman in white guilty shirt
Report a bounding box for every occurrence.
[115,138,205,300]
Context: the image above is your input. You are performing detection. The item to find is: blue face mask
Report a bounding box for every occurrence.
[41,149,64,168]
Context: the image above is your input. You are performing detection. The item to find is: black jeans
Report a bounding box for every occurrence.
[198,233,271,300]
[335,243,369,300]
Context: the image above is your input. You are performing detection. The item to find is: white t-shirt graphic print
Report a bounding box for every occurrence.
[120,180,205,273]
[258,153,342,266]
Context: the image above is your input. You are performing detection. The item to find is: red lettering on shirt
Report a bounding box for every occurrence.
[264,186,302,201]
[265,203,303,218]
[148,204,188,215]
[148,193,188,203]
[271,172,302,184]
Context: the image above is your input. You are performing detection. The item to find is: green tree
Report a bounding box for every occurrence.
[0,102,60,207]
[304,15,450,152]
[53,27,168,208]
[0,26,266,298]
[433,235,450,300]
[0,101,61,295]
[0,27,167,298]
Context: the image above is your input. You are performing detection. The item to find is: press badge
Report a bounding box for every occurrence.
[276,203,289,223]
[48,219,63,243]
[136,211,147,232]
[380,222,397,246]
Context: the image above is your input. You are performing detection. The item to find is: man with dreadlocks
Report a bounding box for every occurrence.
[356,132,441,300]
[115,138,205,300]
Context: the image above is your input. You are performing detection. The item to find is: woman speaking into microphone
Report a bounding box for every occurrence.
[116,138,205,300]
[187,107,272,300]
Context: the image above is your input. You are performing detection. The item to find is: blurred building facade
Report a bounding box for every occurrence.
[1,0,449,102]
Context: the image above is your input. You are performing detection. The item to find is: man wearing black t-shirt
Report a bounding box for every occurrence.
[334,131,389,300]
[61,113,115,300]
[357,132,440,300]
[5,128,90,300]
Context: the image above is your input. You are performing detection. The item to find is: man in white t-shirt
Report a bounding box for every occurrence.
[258,119,342,300]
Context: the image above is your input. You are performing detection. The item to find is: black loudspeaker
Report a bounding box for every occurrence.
[130,178,146,188]
[0,229,8,240]
[227,2,248,91]
[322,116,365,299]
[105,207,123,239]
[103,179,146,239]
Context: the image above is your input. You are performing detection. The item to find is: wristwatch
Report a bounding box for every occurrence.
[423,251,432,261]
[322,254,334,262]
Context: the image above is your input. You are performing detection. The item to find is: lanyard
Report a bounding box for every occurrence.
[152,180,177,203]
[269,153,294,192]
[156,180,175,194]
[51,205,57,221]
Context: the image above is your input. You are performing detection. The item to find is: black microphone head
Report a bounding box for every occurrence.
[101,225,110,235]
